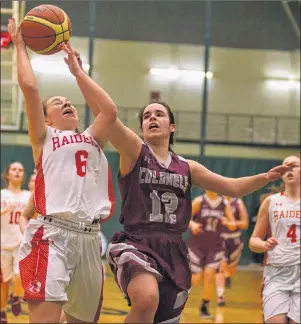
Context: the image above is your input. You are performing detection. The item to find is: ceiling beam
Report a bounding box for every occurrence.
[281,1,300,40]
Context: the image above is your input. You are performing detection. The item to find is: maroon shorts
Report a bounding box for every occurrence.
[106,227,191,323]
[223,235,244,266]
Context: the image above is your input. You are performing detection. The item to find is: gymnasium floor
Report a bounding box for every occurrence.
[7,265,264,323]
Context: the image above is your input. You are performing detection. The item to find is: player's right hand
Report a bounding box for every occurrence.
[7,18,25,48]
[264,237,278,251]
[189,220,203,235]
[60,42,83,77]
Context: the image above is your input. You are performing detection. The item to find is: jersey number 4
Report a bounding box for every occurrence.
[150,190,178,224]
[287,224,297,243]
[75,150,89,177]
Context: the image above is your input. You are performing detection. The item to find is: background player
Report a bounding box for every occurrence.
[249,155,300,324]
[27,171,36,193]
[215,195,249,306]
[85,97,295,323]
[8,18,116,323]
[188,190,236,318]
[1,162,31,324]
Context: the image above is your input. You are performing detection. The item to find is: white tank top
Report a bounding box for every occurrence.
[34,126,114,224]
[1,189,31,249]
[266,192,300,266]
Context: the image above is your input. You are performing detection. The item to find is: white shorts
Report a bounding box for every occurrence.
[1,245,20,283]
[262,264,300,323]
[19,216,104,323]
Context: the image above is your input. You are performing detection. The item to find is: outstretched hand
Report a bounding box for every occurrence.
[7,18,25,48]
[60,42,84,77]
[267,161,298,182]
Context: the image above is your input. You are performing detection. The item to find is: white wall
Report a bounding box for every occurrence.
[1,37,299,157]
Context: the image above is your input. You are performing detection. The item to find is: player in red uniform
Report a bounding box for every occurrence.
[1,162,31,323]
[250,156,300,324]
[88,98,296,323]
[8,19,117,323]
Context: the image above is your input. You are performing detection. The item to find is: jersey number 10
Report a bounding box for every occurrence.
[9,211,21,224]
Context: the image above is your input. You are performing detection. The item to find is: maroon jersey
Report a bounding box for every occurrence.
[118,144,192,233]
[222,198,242,235]
[189,194,227,250]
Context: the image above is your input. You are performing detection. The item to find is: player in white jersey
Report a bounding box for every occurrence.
[9,19,117,323]
[28,171,36,193]
[250,155,300,324]
[1,162,31,324]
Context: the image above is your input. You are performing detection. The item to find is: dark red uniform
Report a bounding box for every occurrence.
[188,194,227,272]
[221,198,244,266]
[107,144,192,323]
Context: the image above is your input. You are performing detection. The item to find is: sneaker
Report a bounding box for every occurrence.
[11,296,22,317]
[225,277,231,288]
[0,311,7,324]
[200,305,213,319]
[217,296,226,306]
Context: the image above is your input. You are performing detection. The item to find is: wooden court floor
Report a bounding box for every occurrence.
[7,265,263,323]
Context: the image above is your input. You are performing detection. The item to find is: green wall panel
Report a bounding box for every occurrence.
[1,145,281,265]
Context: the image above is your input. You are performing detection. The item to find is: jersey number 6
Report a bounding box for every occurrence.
[75,150,89,177]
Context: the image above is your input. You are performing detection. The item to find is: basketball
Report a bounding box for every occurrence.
[21,5,72,55]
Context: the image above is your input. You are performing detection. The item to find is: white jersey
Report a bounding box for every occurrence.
[34,126,114,224]
[266,192,300,266]
[1,189,31,249]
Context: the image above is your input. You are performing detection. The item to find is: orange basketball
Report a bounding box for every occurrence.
[21,5,72,55]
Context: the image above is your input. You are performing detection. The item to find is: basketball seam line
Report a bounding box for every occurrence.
[47,6,69,43]
[23,28,71,39]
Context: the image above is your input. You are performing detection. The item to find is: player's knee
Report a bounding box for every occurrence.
[191,272,202,286]
[131,288,159,314]
[128,274,159,314]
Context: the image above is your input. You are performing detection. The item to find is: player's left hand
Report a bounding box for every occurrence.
[60,42,84,77]
[221,217,237,231]
[7,18,25,48]
[267,161,298,182]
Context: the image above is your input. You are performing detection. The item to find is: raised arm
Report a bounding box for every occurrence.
[8,19,47,164]
[235,199,249,230]
[249,197,278,253]
[61,43,117,147]
[62,45,142,174]
[188,160,296,198]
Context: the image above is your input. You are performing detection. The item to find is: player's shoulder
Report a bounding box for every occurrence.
[22,190,32,198]
[1,188,8,195]
[268,192,283,203]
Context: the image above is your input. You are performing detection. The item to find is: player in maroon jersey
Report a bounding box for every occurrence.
[88,100,295,323]
[188,190,236,318]
[223,196,249,286]
[105,102,295,323]
[215,195,249,308]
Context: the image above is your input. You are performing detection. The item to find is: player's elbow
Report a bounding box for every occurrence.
[248,237,256,252]
[240,222,249,230]
[18,76,38,93]
[249,236,262,253]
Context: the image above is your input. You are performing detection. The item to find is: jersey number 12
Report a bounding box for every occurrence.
[150,190,178,224]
